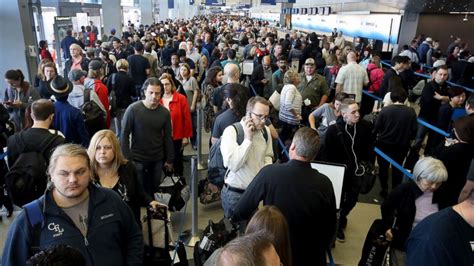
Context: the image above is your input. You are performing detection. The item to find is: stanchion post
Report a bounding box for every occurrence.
[181,156,202,246]
[196,106,207,170]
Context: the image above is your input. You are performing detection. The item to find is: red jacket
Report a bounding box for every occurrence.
[92,79,111,128]
[160,92,192,140]
[40,48,53,61]
[367,63,384,93]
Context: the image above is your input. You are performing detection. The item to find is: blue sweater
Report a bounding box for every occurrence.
[53,101,89,147]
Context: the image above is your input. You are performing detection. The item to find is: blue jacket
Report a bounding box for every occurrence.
[53,100,90,147]
[1,185,144,266]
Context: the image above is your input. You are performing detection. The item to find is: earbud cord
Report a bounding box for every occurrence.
[345,123,365,176]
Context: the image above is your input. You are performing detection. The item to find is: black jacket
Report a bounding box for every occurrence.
[419,81,449,123]
[112,162,153,225]
[381,181,449,251]
[233,160,337,266]
[323,118,374,181]
[106,70,136,109]
[64,57,90,80]
[250,64,277,97]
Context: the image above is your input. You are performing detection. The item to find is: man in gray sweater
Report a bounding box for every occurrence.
[121,77,174,197]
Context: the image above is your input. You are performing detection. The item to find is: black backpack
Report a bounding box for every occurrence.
[82,88,106,135]
[194,218,238,266]
[207,122,268,188]
[4,133,59,206]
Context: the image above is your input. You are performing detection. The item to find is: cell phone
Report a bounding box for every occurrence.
[246,113,256,131]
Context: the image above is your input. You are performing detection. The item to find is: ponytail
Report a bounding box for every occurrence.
[5,69,25,84]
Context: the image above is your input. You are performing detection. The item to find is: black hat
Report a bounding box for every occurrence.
[49,75,73,98]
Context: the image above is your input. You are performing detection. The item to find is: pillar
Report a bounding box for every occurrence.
[396,11,419,56]
[158,0,169,22]
[0,0,38,89]
[102,0,122,39]
[140,0,153,26]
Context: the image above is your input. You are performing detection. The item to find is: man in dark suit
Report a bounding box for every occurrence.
[232,127,337,266]
[250,55,277,97]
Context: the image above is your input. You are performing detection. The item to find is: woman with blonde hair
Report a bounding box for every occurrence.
[88,129,161,225]
[159,73,192,176]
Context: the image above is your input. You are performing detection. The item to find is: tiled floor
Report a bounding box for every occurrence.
[0,128,382,265]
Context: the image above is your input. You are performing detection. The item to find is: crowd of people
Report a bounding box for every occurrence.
[1,14,473,265]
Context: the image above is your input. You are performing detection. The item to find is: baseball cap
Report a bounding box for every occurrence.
[68,69,87,82]
[88,60,103,71]
[305,58,315,65]
[425,37,433,42]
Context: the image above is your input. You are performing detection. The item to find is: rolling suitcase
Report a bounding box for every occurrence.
[143,206,188,266]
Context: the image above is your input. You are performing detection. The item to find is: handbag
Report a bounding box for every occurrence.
[358,161,376,195]
[358,219,392,266]
[268,90,280,111]
[154,174,190,212]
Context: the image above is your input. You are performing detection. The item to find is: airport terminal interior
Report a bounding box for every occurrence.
[1,0,473,265]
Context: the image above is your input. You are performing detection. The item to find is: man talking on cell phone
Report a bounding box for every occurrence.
[220,96,274,218]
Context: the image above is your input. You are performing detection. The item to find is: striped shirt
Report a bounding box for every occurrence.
[279,84,302,125]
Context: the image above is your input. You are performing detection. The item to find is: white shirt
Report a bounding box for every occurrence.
[335,62,369,102]
[220,121,273,190]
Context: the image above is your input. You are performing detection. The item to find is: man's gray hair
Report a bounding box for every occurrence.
[292,127,321,160]
[216,231,273,266]
[413,156,448,183]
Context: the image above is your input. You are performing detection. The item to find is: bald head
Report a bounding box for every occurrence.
[262,55,271,68]
[224,63,240,83]
[347,52,357,63]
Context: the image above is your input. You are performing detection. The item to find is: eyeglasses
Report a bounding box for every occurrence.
[250,111,268,122]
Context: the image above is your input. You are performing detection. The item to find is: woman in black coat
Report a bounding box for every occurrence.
[381,156,449,265]
[88,129,162,226]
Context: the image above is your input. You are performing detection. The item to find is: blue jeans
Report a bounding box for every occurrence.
[134,160,163,198]
[221,185,243,218]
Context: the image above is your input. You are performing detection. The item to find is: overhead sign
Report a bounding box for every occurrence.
[205,0,225,6]
[261,0,276,5]
[168,0,174,9]
[291,14,401,44]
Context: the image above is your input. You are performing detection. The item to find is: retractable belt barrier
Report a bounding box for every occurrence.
[374,147,414,180]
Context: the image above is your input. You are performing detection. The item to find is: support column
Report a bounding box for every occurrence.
[396,11,419,55]
[102,0,122,39]
[140,0,153,26]
[280,2,293,28]
[158,0,169,22]
[169,0,178,19]
[0,0,38,88]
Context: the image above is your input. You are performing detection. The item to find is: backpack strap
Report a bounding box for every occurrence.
[83,88,91,103]
[233,122,245,145]
[24,199,45,252]
[110,73,116,89]
[232,122,268,145]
